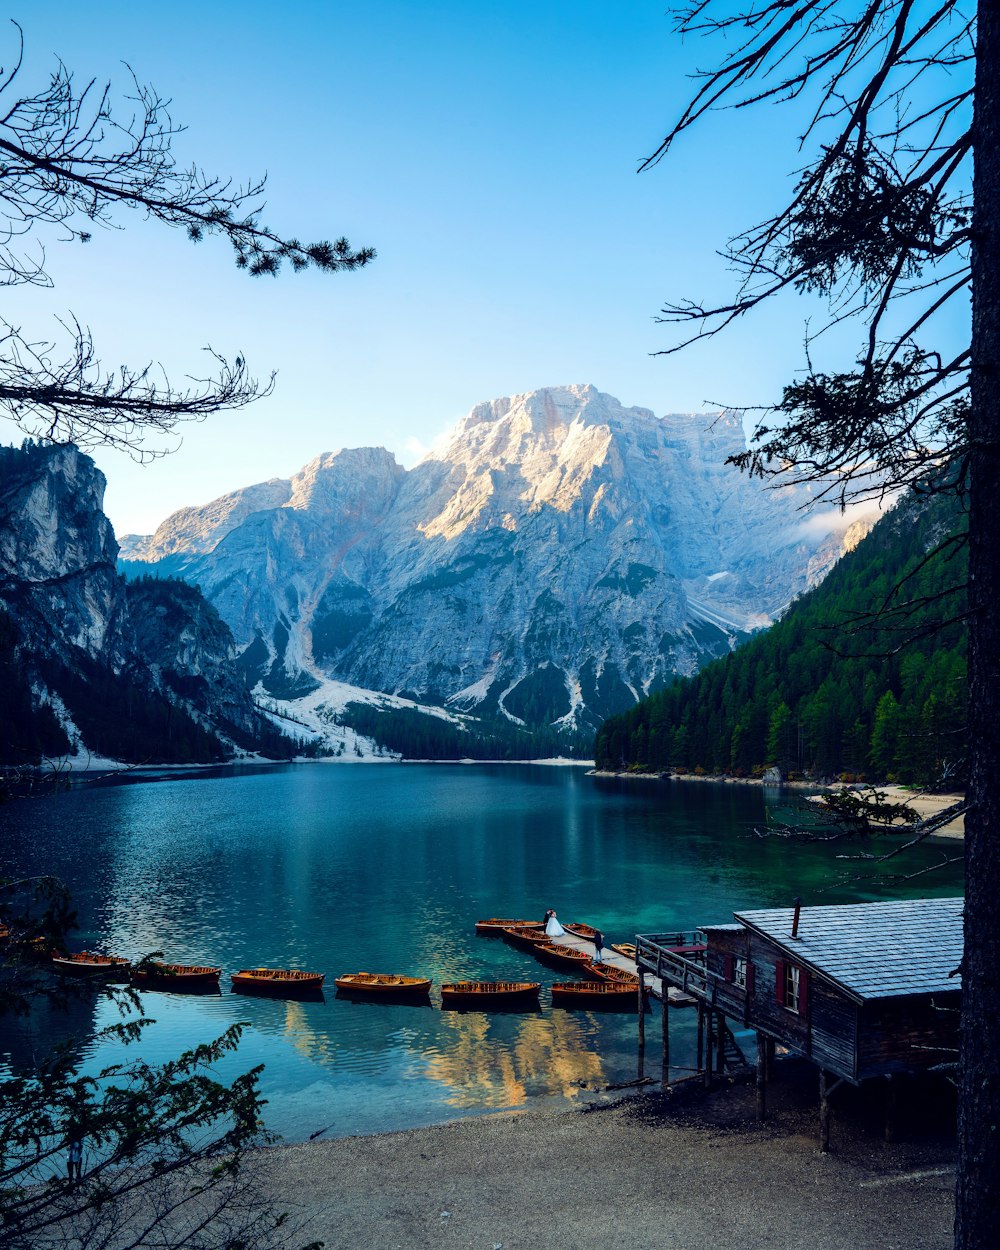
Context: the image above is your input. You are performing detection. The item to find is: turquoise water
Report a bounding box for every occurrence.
[0,764,963,1140]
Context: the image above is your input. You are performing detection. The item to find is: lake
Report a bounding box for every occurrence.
[0,763,964,1142]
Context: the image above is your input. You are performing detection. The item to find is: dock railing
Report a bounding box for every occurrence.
[635,932,747,1020]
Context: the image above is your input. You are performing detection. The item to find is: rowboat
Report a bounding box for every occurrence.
[610,943,636,960]
[231,968,325,996]
[501,925,553,950]
[563,922,600,941]
[475,918,545,934]
[551,980,637,1009]
[535,943,603,974]
[334,972,432,996]
[592,963,640,985]
[130,962,221,991]
[51,951,130,978]
[440,981,541,1009]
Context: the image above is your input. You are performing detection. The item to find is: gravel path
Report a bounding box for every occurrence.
[259,1067,956,1250]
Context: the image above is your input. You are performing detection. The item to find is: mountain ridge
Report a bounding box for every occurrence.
[119,384,871,738]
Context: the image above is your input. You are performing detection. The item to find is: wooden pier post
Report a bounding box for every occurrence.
[715,1011,726,1074]
[696,1002,704,1075]
[884,1074,896,1142]
[756,1032,768,1120]
[703,1010,713,1088]
[819,1069,832,1153]
[637,971,646,1077]
[661,991,670,1086]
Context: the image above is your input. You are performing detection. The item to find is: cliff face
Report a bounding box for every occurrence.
[0,442,288,765]
[120,385,866,735]
[0,442,132,669]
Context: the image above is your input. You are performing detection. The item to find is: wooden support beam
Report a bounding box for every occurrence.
[819,1068,832,1153]
[703,1011,713,1089]
[696,1002,704,1074]
[884,1074,896,1143]
[661,989,670,1086]
[756,1032,768,1120]
[715,1011,726,1074]
[637,970,646,1078]
[819,1071,845,1153]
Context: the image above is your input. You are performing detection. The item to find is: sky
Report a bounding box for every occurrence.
[2,1,969,536]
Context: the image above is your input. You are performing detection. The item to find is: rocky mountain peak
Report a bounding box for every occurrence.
[116,383,863,737]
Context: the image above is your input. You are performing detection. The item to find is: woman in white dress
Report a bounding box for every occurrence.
[544,910,566,937]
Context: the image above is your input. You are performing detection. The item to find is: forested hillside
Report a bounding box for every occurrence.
[594,490,966,786]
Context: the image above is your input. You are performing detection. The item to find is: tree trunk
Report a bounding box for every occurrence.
[956,3,1000,1245]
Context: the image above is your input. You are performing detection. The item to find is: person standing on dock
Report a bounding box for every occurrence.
[592,929,605,963]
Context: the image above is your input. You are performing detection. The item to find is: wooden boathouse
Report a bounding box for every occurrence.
[635,896,963,1149]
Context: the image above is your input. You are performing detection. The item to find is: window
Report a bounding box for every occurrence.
[733,957,748,990]
[784,963,801,1013]
[775,959,808,1014]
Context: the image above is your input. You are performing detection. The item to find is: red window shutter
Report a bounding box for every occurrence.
[799,968,810,1016]
[746,962,756,995]
[775,959,786,1005]
[723,954,734,981]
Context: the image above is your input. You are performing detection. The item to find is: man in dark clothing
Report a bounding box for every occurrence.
[592,929,605,963]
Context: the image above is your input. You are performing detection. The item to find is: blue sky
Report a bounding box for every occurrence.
[3,2,967,535]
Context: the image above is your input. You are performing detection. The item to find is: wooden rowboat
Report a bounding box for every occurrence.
[592,963,640,985]
[551,980,637,1008]
[563,922,600,941]
[51,951,130,978]
[130,962,221,990]
[440,981,540,1009]
[501,925,553,950]
[475,918,545,934]
[610,943,636,960]
[232,968,325,995]
[334,972,432,996]
[535,943,601,973]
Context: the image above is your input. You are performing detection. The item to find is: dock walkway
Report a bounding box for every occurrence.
[555,928,696,1006]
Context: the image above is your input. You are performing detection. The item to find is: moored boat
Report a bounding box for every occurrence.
[130,962,221,991]
[535,942,601,973]
[440,980,540,1009]
[551,980,637,1008]
[501,925,553,950]
[334,971,432,995]
[231,968,325,996]
[563,922,600,941]
[592,963,640,985]
[610,942,636,960]
[51,951,130,978]
[475,918,545,934]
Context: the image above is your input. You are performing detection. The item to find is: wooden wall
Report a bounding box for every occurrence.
[703,927,960,1084]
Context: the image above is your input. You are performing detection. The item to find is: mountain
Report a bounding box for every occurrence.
[0,442,295,768]
[119,384,868,742]
[594,487,967,784]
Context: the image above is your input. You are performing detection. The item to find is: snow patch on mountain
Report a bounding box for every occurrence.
[119,384,863,737]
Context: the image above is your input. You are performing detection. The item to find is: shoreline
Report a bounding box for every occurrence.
[591,770,967,838]
[254,1069,956,1250]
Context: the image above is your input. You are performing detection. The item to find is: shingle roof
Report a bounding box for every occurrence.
[732,897,963,1003]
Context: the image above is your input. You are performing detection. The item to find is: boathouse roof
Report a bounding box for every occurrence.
[731,896,963,1003]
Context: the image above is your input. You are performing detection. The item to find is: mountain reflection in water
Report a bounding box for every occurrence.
[0,763,964,1140]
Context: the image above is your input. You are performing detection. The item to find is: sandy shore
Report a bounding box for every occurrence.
[258,1066,956,1250]
[593,771,967,840]
[871,785,965,838]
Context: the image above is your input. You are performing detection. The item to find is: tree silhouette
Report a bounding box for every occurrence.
[648,4,993,1244]
[0,877,320,1250]
[0,20,374,455]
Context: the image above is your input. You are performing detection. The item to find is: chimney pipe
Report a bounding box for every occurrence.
[791,897,802,938]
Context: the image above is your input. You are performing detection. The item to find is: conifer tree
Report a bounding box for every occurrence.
[647,4,991,1243]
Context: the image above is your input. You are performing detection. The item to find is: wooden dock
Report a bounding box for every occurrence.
[553,929,697,1006]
